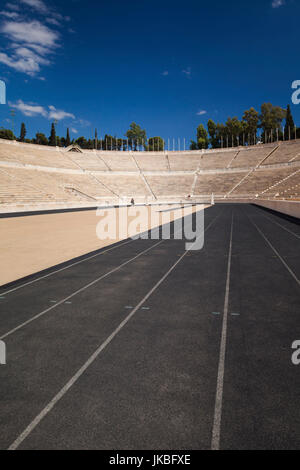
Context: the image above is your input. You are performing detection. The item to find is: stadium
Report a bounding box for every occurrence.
[0,136,299,451]
[0,0,299,455]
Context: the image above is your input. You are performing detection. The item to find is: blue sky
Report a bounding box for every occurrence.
[0,0,299,143]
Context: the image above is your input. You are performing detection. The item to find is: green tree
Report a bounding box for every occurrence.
[284,104,295,140]
[125,122,147,150]
[148,136,164,151]
[225,117,244,147]
[207,119,218,148]
[242,107,259,144]
[34,133,48,145]
[0,128,15,140]
[75,136,88,149]
[19,123,26,142]
[190,124,209,150]
[196,124,209,149]
[87,139,94,149]
[49,123,56,146]
[102,134,116,150]
[65,128,71,147]
[259,103,286,143]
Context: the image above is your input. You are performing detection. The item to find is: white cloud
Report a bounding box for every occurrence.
[0,20,59,75]
[1,20,59,48]
[0,52,41,74]
[13,47,50,65]
[196,110,207,116]
[272,0,285,7]
[0,11,19,19]
[9,99,48,117]
[162,70,169,76]
[1,1,71,77]
[9,100,75,121]
[19,0,48,13]
[71,128,78,134]
[48,106,75,121]
[19,43,52,56]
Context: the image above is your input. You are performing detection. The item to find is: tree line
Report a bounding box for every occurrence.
[0,122,164,151]
[0,103,298,151]
[190,103,299,150]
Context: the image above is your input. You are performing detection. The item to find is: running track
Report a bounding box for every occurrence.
[0,204,299,450]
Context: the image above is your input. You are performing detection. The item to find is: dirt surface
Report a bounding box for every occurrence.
[0,204,208,286]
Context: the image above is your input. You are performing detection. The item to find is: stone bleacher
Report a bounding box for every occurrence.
[0,141,77,169]
[146,175,194,196]
[262,141,300,165]
[168,153,201,171]
[0,169,56,204]
[95,174,149,197]
[98,152,136,171]
[194,172,247,196]
[200,151,237,170]
[230,145,276,168]
[231,167,297,197]
[66,151,108,171]
[135,153,169,171]
[262,169,300,199]
[0,139,299,210]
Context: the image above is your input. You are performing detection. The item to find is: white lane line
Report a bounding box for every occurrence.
[1,238,136,296]
[1,206,212,296]
[8,214,220,450]
[211,212,234,451]
[0,241,162,341]
[248,216,300,288]
[257,211,300,240]
[1,211,220,341]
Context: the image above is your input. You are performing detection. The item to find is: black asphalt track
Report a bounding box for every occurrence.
[0,204,299,450]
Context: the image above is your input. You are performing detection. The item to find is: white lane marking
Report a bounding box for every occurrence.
[8,214,220,450]
[1,211,219,341]
[211,212,234,451]
[248,216,300,288]
[1,238,136,296]
[1,205,211,296]
[258,212,300,240]
[0,241,162,341]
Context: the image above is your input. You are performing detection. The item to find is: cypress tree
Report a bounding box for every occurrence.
[49,123,56,146]
[66,128,71,147]
[284,105,295,140]
[19,122,26,142]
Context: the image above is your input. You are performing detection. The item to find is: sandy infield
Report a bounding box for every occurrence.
[0,204,209,286]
